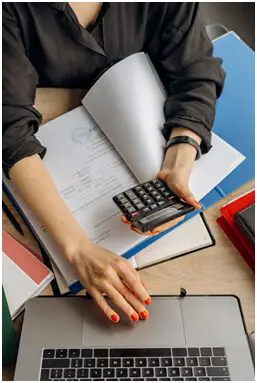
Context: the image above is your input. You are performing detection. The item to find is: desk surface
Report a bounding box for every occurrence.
[3,89,255,381]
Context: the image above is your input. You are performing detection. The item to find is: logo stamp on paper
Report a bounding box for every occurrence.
[71,125,97,145]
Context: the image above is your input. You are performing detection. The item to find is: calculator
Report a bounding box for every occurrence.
[113,178,195,233]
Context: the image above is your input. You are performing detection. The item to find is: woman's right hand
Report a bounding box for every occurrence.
[65,239,151,323]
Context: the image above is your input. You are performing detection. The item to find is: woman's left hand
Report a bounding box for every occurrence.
[122,129,202,235]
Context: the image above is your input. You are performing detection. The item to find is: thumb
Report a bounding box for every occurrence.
[170,183,201,210]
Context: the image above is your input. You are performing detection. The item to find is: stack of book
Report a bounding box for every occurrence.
[217,190,255,271]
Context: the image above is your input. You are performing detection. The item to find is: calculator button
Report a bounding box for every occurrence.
[131,212,139,218]
[126,191,137,199]
[157,201,165,207]
[136,203,145,209]
[124,202,131,208]
[117,194,125,199]
[138,190,145,196]
[160,187,166,192]
[127,207,137,213]
[150,204,158,210]
[142,194,149,200]
[144,182,151,187]
[151,190,158,196]
[146,199,153,205]
[147,186,154,192]
[167,196,175,201]
[163,191,172,197]
[155,195,163,201]
[142,207,150,214]
[120,198,128,204]
[133,198,140,204]
[135,186,142,191]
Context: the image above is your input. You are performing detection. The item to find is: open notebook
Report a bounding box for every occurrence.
[3,53,244,292]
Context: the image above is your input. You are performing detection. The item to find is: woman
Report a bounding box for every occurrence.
[3,2,225,323]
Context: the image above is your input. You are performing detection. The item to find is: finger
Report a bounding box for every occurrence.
[168,183,201,210]
[103,283,140,322]
[120,215,130,225]
[90,288,120,323]
[113,276,149,320]
[117,261,151,305]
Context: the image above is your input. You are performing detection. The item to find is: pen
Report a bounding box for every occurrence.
[2,201,24,236]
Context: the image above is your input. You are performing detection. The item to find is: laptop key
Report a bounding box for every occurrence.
[64,369,76,379]
[156,368,167,377]
[186,357,198,366]
[213,348,225,357]
[103,368,115,378]
[77,369,89,378]
[40,369,50,380]
[129,368,141,377]
[84,358,95,367]
[42,358,69,368]
[81,349,93,358]
[200,348,212,357]
[71,358,83,368]
[135,357,147,367]
[161,357,173,366]
[181,368,193,377]
[116,368,128,378]
[149,358,160,367]
[110,348,171,357]
[68,349,80,358]
[110,358,121,367]
[174,358,185,366]
[142,368,154,377]
[211,357,227,366]
[97,358,108,367]
[199,357,211,366]
[56,349,68,358]
[90,368,102,378]
[50,369,63,379]
[43,349,55,358]
[94,349,108,357]
[211,378,230,381]
[123,358,134,367]
[194,368,206,377]
[188,348,200,357]
[206,367,229,377]
[198,378,210,381]
[173,348,187,357]
[168,368,180,377]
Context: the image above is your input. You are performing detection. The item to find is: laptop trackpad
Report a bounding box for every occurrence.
[82,298,185,347]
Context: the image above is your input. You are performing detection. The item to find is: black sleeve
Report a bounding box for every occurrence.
[146,3,226,153]
[3,3,46,177]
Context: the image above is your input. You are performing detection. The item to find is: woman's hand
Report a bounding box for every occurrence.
[123,128,202,235]
[65,239,151,323]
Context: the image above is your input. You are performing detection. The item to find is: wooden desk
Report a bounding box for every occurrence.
[3,89,254,381]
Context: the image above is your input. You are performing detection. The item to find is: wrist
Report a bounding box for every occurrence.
[59,229,94,263]
[170,127,202,145]
[163,141,197,171]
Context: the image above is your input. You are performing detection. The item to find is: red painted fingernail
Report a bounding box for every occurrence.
[194,200,202,209]
[145,297,151,305]
[111,314,119,323]
[131,313,139,322]
[140,310,148,320]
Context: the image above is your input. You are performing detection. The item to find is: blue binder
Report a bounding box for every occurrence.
[123,31,255,260]
[3,32,254,293]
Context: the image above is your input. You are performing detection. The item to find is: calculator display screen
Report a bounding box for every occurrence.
[139,205,183,224]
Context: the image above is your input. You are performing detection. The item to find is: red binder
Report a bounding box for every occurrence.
[217,190,255,271]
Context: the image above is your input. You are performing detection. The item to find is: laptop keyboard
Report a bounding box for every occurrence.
[40,347,230,381]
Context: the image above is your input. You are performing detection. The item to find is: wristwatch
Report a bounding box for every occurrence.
[165,136,201,160]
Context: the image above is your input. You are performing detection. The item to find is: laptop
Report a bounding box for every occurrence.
[14,295,254,381]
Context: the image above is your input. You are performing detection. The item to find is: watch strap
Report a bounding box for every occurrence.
[165,136,201,160]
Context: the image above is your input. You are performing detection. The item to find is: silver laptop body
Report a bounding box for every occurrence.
[14,295,254,381]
